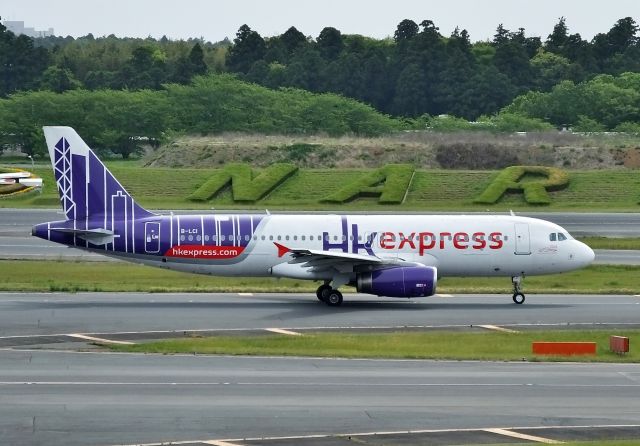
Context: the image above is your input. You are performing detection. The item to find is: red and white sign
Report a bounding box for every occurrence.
[164,245,245,259]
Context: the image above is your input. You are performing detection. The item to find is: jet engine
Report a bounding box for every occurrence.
[356,266,437,298]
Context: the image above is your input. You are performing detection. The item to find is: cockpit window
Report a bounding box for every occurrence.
[558,233,567,241]
[549,233,556,242]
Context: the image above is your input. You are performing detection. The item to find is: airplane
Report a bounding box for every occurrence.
[0,171,43,188]
[32,126,595,306]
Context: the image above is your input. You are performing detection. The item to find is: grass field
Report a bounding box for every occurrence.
[2,161,640,211]
[579,237,640,250]
[108,329,640,362]
[1,260,639,294]
[478,442,640,446]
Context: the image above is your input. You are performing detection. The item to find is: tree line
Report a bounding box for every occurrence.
[0,75,400,158]
[225,16,640,121]
[2,15,640,121]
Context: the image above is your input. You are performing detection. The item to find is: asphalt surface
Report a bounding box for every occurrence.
[1,292,639,338]
[0,292,639,446]
[1,209,639,263]
[1,349,639,446]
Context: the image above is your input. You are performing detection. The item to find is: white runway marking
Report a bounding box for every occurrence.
[67,334,135,345]
[265,328,302,336]
[478,325,520,333]
[112,424,640,446]
[484,427,562,443]
[436,293,454,297]
[204,440,245,446]
[237,293,254,296]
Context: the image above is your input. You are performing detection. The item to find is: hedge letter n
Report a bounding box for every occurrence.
[188,163,298,203]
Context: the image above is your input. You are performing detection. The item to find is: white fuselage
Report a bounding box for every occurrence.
[128,214,594,280]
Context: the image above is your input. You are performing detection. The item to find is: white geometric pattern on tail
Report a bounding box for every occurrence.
[54,137,75,220]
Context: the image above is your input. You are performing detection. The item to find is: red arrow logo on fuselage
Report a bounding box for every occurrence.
[274,242,291,258]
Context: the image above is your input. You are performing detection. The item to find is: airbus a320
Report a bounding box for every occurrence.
[33,127,595,306]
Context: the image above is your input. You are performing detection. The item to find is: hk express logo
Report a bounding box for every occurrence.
[322,217,504,256]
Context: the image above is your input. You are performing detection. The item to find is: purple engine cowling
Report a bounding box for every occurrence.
[356,266,437,298]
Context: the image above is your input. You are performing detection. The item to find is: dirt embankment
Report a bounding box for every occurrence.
[144,131,640,169]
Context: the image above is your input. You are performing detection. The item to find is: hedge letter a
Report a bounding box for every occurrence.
[321,164,415,204]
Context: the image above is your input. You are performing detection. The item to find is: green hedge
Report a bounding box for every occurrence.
[322,164,415,204]
[188,163,298,202]
[473,166,570,205]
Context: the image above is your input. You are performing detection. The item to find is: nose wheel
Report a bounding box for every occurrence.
[512,275,525,304]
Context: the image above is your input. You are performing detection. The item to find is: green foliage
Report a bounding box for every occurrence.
[483,112,555,132]
[166,74,400,136]
[0,74,400,159]
[473,165,570,205]
[188,163,298,202]
[503,73,640,130]
[322,164,414,204]
[614,121,640,133]
[573,115,607,132]
[424,115,476,131]
[0,89,171,158]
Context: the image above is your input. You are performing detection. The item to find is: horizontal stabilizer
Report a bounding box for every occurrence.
[50,227,114,246]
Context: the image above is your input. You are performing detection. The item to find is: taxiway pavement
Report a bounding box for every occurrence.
[0,292,639,446]
[0,292,639,338]
[1,349,639,446]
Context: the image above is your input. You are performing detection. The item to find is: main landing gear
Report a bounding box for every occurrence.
[316,283,343,307]
[512,275,525,304]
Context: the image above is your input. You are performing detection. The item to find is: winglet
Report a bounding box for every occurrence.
[274,242,291,258]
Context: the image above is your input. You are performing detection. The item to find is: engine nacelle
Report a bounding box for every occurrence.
[356,266,437,298]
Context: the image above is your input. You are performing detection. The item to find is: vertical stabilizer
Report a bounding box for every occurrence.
[43,126,153,221]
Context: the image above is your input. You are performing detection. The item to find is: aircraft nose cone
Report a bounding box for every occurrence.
[579,242,595,265]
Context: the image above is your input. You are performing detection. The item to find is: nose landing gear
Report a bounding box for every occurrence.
[512,275,525,304]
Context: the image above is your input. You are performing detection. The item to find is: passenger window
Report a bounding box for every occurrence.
[301,236,305,241]
[269,235,273,241]
[558,233,567,241]
[549,233,556,242]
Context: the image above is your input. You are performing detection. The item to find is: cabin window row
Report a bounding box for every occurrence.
[178,234,510,242]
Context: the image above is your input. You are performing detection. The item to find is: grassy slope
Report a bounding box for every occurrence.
[2,260,639,293]
[3,162,640,211]
[109,329,640,362]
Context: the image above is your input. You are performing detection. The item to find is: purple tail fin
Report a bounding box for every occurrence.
[43,126,153,221]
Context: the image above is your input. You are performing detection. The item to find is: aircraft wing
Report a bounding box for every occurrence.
[274,242,428,276]
[0,172,30,179]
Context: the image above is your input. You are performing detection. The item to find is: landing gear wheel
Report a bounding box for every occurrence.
[511,275,525,304]
[326,290,343,307]
[316,284,332,302]
[512,292,525,304]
